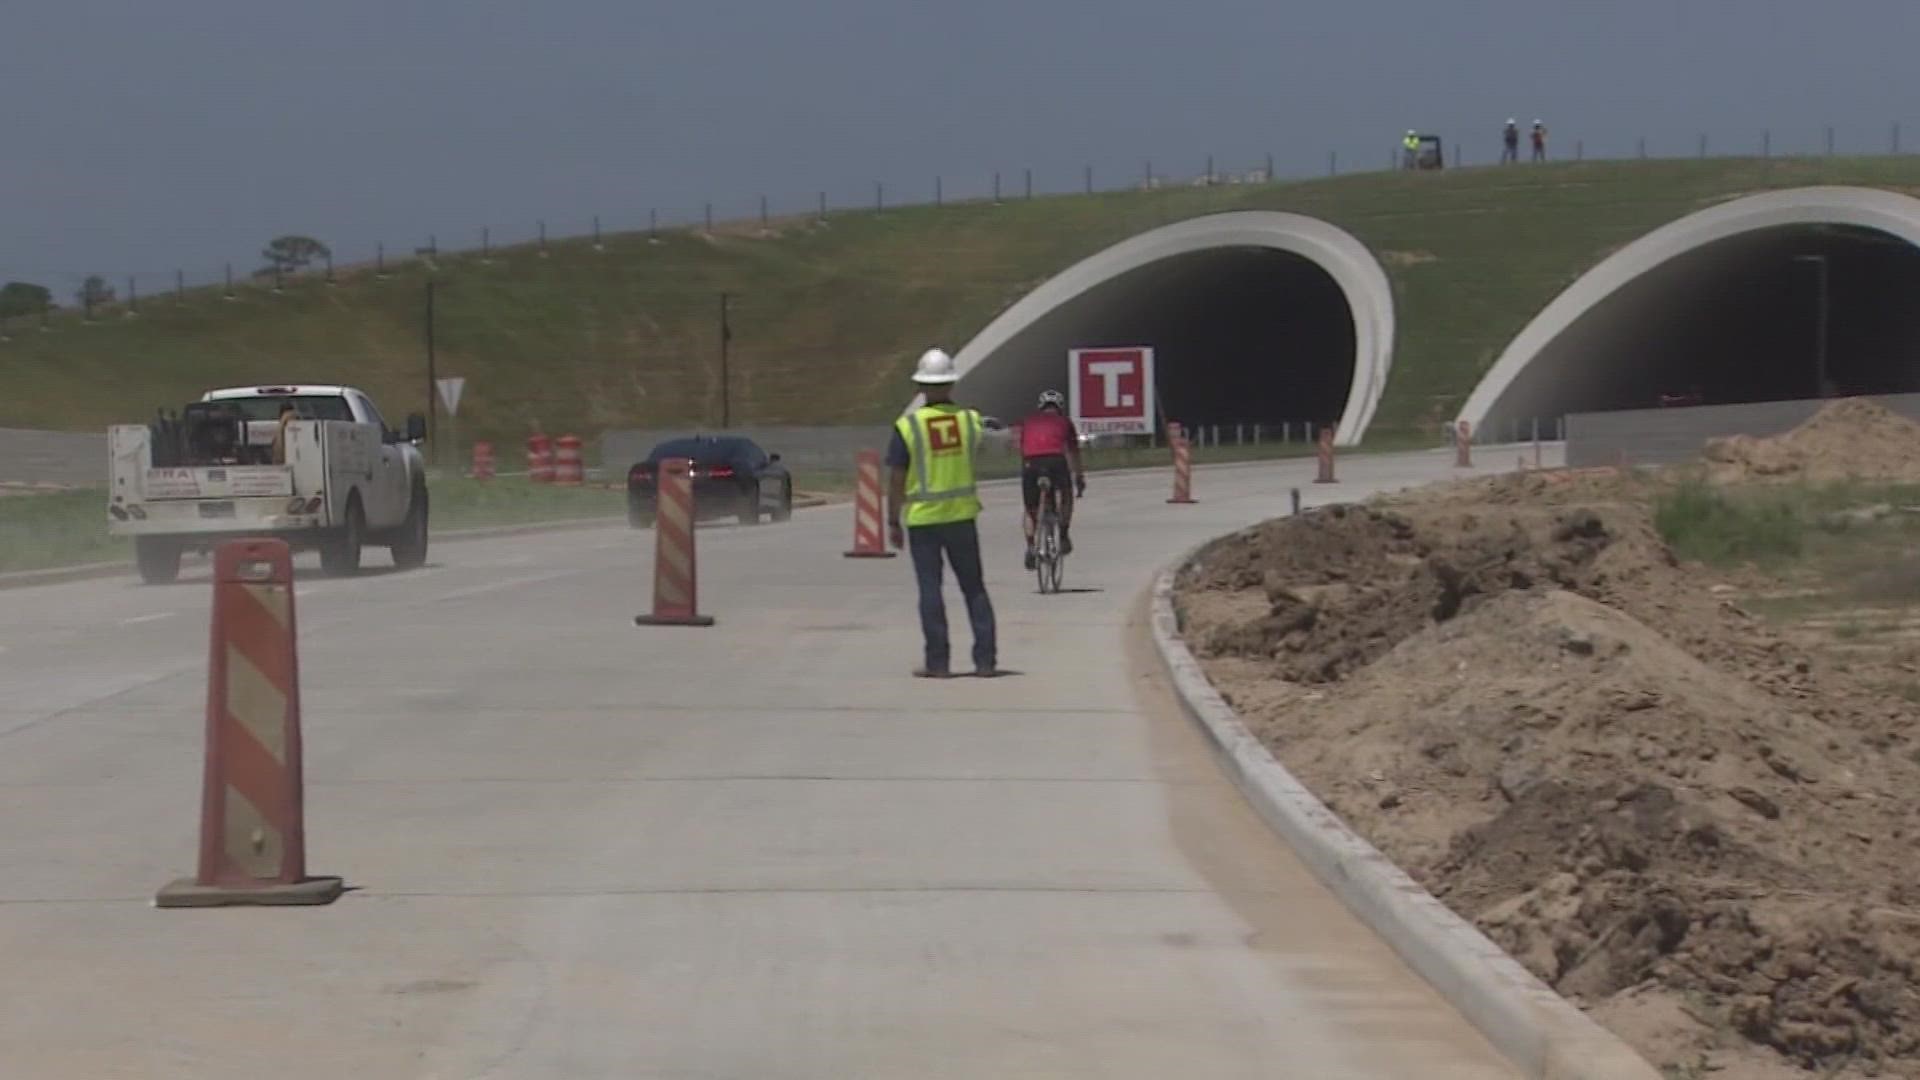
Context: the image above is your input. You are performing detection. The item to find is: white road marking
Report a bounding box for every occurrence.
[119,612,176,627]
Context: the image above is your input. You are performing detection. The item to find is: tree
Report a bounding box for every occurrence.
[75,275,115,310]
[260,235,332,277]
[0,281,52,318]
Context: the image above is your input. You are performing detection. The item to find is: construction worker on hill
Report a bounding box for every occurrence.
[1403,130,1420,169]
[1531,119,1548,162]
[886,348,1000,678]
[1502,119,1520,164]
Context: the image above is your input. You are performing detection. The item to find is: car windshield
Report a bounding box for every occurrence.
[216,395,355,422]
[647,437,753,465]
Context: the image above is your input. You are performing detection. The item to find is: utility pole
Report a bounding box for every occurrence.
[425,279,438,449]
[719,292,732,429]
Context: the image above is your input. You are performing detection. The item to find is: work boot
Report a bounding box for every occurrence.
[1023,546,1036,571]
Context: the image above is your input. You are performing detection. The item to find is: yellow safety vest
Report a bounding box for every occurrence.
[896,403,983,527]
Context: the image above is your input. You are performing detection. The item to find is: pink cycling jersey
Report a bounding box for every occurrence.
[1019,411,1078,458]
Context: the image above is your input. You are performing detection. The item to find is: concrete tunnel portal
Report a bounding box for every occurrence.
[1460,186,1920,438]
[943,212,1396,446]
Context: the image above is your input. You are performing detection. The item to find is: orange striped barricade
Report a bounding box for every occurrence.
[527,434,554,483]
[1454,420,1473,468]
[634,457,715,627]
[844,449,896,558]
[1315,424,1337,484]
[554,434,584,485]
[156,539,342,908]
[469,441,496,480]
[1166,422,1196,505]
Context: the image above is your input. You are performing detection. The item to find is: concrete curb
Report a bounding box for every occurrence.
[1148,546,1661,1080]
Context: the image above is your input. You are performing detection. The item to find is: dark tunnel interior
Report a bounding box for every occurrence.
[1483,224,1920,434]
[962,248,1357,432]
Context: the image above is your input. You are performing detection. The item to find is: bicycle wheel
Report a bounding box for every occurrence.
[1036,511,1061,594]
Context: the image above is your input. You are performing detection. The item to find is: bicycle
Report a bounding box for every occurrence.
[1033,474,1065,594]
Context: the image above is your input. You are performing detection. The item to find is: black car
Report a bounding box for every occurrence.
[628,435,794,527]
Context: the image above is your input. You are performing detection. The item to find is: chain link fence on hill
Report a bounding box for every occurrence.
[3,121,1919,339]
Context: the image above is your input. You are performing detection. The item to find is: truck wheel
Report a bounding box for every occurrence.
[390,486,429,569]
[738,483,761,526]
[134,538,182,585]
[320,496,365,577]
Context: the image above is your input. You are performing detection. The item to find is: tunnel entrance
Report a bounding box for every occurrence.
[964,248,1354,432]
[945,211,1395,445]
[1489,225,1920,431]
[1464,192,1920,441]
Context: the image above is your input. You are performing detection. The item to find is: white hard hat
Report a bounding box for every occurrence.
[911,348,960,385]
[1507,118,1516,124]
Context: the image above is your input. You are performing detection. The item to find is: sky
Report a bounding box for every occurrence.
[3,0,1918,295]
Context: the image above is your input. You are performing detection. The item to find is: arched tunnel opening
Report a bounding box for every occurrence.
[1479,223,1920,435]
[958,247,1357,433]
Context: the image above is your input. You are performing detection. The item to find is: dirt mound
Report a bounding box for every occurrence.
[1704,398,1920,484]
[1176,479,1920,1076]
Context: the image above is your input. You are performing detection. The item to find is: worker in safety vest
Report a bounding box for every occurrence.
[1403,130,1420,169]
[886,348,999,678]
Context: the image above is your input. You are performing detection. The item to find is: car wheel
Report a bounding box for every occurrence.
[628,496,655,529]
[320,495,365,577]
[390,485,429,569]
[134,537,183,585]
[771,480,793,522]
[738,483,761,526]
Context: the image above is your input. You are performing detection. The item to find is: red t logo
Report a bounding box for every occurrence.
[927,415,962,452]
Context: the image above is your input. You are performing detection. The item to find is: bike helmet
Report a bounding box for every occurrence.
[1037,389,1066,411]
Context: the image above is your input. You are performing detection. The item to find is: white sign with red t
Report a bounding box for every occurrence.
[1068,346,1155,436]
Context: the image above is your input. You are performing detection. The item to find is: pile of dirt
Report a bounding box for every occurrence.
[1704,398,1920,485]
[1176,481,1920,1077]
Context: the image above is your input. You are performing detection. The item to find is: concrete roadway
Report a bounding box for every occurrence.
[0,446,1558,1079]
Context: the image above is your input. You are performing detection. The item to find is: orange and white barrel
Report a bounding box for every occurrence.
[554,435,584,485]
[527,434,554,483]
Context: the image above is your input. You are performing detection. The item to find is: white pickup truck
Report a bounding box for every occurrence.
[108,384,430,583]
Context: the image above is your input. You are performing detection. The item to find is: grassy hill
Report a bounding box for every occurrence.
[6,156,1920,450]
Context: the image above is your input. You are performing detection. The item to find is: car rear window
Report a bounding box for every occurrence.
[647,437,751,465]
[217,396,355,422]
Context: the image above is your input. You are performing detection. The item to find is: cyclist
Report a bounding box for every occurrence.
[1018,389,1086,570]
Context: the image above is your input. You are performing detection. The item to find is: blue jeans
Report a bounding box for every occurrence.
[907,520,997,673]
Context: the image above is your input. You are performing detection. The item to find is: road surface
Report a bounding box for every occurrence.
[0,447,1558,1078]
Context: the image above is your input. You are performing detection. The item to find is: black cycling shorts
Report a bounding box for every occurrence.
[1021,455,1073,511]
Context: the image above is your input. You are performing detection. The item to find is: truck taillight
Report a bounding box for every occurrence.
[286,497,307,514]
[707,465,735,479]
[306,496,323,513]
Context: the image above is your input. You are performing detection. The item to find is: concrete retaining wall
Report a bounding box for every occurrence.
[599,424,1024,478]
[0,428,108,486]
[1565,392,1920,468]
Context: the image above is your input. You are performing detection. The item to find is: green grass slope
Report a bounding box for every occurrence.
[5,157,1919,447]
